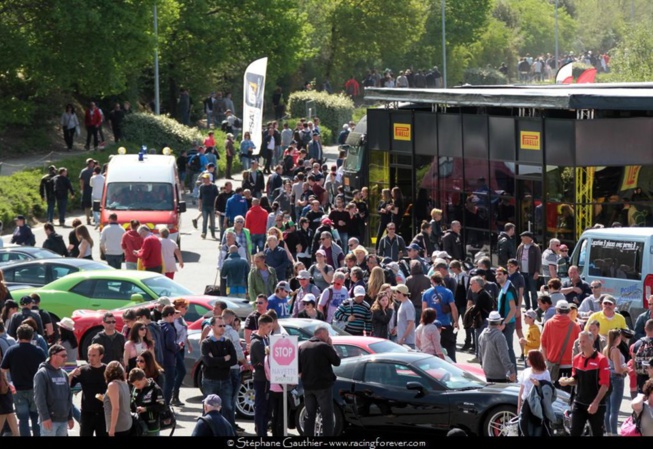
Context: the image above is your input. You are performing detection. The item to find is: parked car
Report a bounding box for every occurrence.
[0,258,113,288]
[73,295,251,359]
[12,270,192,326]
[294,352,571,437]
[0,246,62,267]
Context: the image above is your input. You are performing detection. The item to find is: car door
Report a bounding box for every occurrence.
[12,263,48,286]
[89,279,153,310]
[354,361,449,433]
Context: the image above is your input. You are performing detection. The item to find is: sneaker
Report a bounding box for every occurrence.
[461,344,471,351]
[201,233,206,239]
[468,357,480,364]
[171,397,184,407]
[192,218,198,229]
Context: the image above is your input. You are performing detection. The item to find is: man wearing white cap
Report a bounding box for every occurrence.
[541,299,581,390]
[478,311,516,383]
[191,394,236,436]
[291,270,321,317]
[334,285,372,336]
[584,295,627,337]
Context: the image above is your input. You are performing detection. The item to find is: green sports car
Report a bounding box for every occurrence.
[11,270,194,322]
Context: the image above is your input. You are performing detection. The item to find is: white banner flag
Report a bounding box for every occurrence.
[243,57,268,153]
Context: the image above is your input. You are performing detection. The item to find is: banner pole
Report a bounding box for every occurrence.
[283,383,288,436]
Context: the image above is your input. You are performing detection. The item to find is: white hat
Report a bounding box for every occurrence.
[555,299,570,311]
[156,296,172,306]
[57,317,75,332]
[302,294,317,303]
[353,285,366,297]
[488,311,503,323]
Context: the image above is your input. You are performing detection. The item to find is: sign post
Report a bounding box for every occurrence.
[269,335,299,437]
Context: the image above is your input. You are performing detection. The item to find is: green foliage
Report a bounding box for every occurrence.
[122,113,204,151]
[467,16,518,81]
[463,67,508,85]
[287,91,353,144]
[609,23,653,82]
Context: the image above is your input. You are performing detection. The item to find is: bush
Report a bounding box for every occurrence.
[287,91,354,144]
[122,113,204,152]
[463,67,508,86]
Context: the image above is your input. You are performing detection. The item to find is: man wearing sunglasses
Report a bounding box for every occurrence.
[91,312,125,365]
[34,344,74,436]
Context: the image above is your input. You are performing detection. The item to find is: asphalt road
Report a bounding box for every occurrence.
[0,142,636,436]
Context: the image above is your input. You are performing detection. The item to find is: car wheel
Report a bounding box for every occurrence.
[295,402,343,436]
[236,379,256,419]
[195,363,204,393]
[482,405,518,437]
[80,327,102,361]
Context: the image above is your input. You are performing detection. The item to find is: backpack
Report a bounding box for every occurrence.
[634,337,653,375]
[188,154,201,172]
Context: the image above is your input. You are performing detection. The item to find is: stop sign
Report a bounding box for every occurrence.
[272,337,296,366]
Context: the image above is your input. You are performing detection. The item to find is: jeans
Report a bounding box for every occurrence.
[230,369,240,427]
[46,199,56,223]
[202,207,216,235]
[202,377,234,427]
[105,254,122,269]
[125,261,137,270]
[80,411,107,437]
[251,234,266,254]
[270,391,284,436]
[522,273,538,310]
[240,154,251,170]
[56,196,68,224]
[502,321,517,374]
[604,374,624,434]
[303,387,334,436]
[85,125,98,149]
[173,350,186,393]
[570,402,605,436]
[163,363,176,405]
[14,389,40,436]
[253,379,269,436]
[475,320,488,358]
[63,127,75,150]
[41,421,68,437]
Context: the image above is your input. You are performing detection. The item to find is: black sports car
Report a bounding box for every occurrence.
[295,352,571,437]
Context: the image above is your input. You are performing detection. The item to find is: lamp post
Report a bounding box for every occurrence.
[154,2,160,115]
[441,0,447,88]
[554,0,559,71]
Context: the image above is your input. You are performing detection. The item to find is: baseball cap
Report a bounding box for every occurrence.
[555,299,570,310]
[276,281,291,292]
[434,251,451,260]
[302,294,316,303]
[434,258,448,268]
[353,286,366,297]
[297,270,311,280]
[601,295,615,305]
[19,295,33,306]
[207,162,215,167]
[520,231,534,238]
[203,394,222,408]
[524,310,538,320]
[201,174,210,179]
[559,244,569,251]
[407,243,421,252]
[316,249,327,257]
[488,311,503,323]
[392,284,410,296]
[321,217,334,226]
[156,296,172,306]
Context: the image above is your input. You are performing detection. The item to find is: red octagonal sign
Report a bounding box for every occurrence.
[272,337,296,366]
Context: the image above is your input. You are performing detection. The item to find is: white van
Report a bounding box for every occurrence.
[95,154,186,244]
[569,227,653,328]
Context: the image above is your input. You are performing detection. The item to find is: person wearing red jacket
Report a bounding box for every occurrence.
[245,197,269,253]
[121,220,144,270]
[84,102,103,151]
[134,225,163,272]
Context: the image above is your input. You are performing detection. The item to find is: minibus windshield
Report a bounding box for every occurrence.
[105,182,174,211]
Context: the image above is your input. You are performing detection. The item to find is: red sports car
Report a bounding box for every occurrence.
[72,295,251,358]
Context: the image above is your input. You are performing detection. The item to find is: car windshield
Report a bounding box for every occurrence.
[368,340,410,354]
[142,276,193,297]
[414,355,486,390]
[104,182,173,211]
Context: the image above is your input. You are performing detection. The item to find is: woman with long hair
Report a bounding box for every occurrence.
[603,328,628,435]
[376,188,393,243]
[68,218,83,257]
[390,186,405,227]
[75,224,94,259]
[517,350,551,437]
[266,226,295,265]
[1,300,18,323]
[415,308,444,358]
[135,350,165,389]
[367,267,386,301]
[60,103,79,151]
[241,170,255,192]
[103,361,132,437]
[124,321,155,372]
[240,131,256,170]
[0,345,19,436]
[371,291,394,339]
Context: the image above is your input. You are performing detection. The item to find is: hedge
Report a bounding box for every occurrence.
[123,113,204,151]
[463,67,508,86]
[287,91,354,144]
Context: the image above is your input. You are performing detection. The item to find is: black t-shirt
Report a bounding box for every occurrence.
[244,311,261,332]
[0,342,46,390]
[71,364,107,413]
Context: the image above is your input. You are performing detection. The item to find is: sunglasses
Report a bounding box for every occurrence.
[214,324,226,328]
[591,286,602,289]
[137,359,145,363]
[256,302,265,305]
[139,328,147,331]
[104,321,116,324]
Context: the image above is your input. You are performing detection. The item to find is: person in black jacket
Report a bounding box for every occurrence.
[128,368,166,436]
[191,394,236,436]
[90,312,125,365]
[53,167,75,227]
[497,223,516,267]
[40,165,57,224]
[159,306,180,406]
[70,343,107,436]
[200,316,237,427]
[42,222,69,256]
[441,221,464,262]
[10,215,35,247]
[250,314,273,437]
[298,325,341,436]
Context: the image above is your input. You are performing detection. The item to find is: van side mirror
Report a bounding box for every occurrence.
[178,201,186,213]
[93,200,101,212]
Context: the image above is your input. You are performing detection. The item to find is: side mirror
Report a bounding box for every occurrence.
[93,200,101,212]
[406,381,425,394]
[178,201,187,213]
[130,294,144,302]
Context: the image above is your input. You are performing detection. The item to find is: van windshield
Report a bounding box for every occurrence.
[344,145,363,171]
[105,183,174,211]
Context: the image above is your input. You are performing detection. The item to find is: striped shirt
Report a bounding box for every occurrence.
[334,299,372,336]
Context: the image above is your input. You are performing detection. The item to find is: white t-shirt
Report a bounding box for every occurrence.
[519,367,551,400]
[319,286,349,324]
[90,173,105,201]
[160,238,179,273]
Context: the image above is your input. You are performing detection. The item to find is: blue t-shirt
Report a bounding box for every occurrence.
[421,286,455,327]
[267,294,289,318]
[497,282,516,324]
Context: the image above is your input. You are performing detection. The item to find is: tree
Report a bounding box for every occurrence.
[609,23,653,82]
